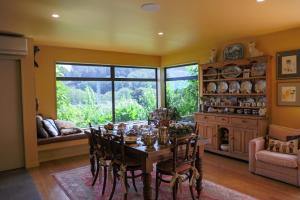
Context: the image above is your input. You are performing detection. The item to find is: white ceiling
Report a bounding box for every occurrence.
[0,0,300,55]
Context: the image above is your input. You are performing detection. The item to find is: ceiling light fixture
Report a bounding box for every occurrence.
[51,13,60,18]
[158,32,164,36]
[256,0,265,3]
[141,3,160,12]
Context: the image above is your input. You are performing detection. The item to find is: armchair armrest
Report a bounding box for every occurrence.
[249,137,265,172]
[298,150,300,186]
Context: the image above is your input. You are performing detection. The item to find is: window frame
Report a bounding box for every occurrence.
[56,63,158,123]
[164,63,199,114]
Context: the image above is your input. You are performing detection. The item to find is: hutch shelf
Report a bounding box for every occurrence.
[195,56,271,160]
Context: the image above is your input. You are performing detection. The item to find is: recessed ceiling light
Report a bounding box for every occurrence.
[256,0,265,3]
[141,3,160,12]
[51,13,60,18]
[158,32,164,36]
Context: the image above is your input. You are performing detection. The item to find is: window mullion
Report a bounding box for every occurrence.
[111,66,116,123]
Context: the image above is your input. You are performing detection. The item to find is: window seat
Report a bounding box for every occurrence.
[37,131,89,163]
[37,131,88,145]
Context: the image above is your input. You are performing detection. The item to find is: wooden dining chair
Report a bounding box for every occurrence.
[109,131,143,200]
[155,134,200,200]
[89,124,112,195]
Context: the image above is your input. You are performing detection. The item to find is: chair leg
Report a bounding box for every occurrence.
[172,179,178,200]
[131,170,138,192]
[155,170,159,200]
[109,169,117,200]
[124,171,128,200]
[189,171,195,200]
[102,166,107,195]
[126,172,130,189]
[92,158,99,186]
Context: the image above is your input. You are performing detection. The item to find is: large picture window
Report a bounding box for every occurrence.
[56,64,157,127]
[165,64,199,117]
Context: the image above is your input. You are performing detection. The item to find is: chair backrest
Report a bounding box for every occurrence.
[89,124,101,150]
[269,124,300,141]
[172,134,199,171]
[117,130,126,164]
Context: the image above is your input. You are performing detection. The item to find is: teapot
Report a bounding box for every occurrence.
[259,108,267,116]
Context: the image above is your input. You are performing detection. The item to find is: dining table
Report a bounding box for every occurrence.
[85,130,209,200]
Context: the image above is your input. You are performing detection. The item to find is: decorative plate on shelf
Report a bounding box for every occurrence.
[222,65,242,78]
[217,81,228,93]
[254,80,266,94]
[229,81,240,93]
[251,63,266,77]
[206,68,218,80]
[207,82,217,93]
[245,97,255,103]
[240,81,252,94]
[223,44,244,60]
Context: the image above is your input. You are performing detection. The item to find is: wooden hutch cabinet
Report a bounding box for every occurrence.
[195,56,271,161]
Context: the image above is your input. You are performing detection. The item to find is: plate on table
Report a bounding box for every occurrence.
[229,81,240,93]
[254,80,266,94]
[240,81,252,94]
[222,65,242,78]
[251,63,266,77]
[125,136,138,144]
[206,68,218,80]
[217,81,228,93]
[207,82,217,93]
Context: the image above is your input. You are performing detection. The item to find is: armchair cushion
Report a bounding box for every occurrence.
[256,150,298,168]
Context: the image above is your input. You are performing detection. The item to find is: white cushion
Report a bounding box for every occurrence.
[256,150,298,168]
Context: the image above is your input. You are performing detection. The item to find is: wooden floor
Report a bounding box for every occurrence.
[29,152,300,200]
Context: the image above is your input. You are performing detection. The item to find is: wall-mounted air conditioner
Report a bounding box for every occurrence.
[0,35,28,56]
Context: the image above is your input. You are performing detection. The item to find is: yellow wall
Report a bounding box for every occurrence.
[22,39,39,168]
[35,45,161,118]
[161,27,300,129]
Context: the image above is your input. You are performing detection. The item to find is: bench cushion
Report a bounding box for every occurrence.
[37,132,87,145]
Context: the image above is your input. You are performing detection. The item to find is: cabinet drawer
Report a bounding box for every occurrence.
[231,118,257,128]
[195,114,205,122]
[203,115,216,122]
[195,114,216,122]
[215,116,229,123]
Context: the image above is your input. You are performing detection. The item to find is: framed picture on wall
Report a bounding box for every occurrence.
[277,82,300,106]
[277,49,300,79]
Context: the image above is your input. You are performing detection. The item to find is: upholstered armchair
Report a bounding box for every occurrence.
[249,124,300,186]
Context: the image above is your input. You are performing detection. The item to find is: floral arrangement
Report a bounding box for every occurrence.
[168,123,193,137]
[149,107,181,121]
[104,123,114,130]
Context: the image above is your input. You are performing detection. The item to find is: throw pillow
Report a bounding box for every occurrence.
[36,115,49,138]
[60,128,82,136]
[54,120,76,130]
[43,119,60,137]
[267,138,298,155]
[287,135,300,149]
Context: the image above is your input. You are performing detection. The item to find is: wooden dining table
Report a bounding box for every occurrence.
[85,130,209,200]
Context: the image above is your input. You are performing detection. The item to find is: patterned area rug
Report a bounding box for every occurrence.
[53,165,256,200]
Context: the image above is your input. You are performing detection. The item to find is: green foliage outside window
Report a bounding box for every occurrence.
[56,64,157,127]
[166,64,199,118]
